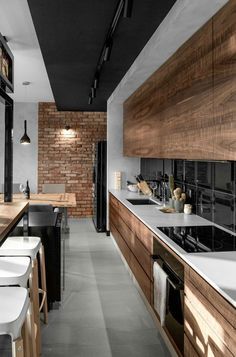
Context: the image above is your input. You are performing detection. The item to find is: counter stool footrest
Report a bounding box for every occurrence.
[12,337,24,357]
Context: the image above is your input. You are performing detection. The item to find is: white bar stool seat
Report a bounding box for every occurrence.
[0,287,29,356]
[0,256,31,287]
[0,287,29,339]
[0,236,41,260]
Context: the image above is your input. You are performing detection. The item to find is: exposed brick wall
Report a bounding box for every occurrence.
[38,102,107,217]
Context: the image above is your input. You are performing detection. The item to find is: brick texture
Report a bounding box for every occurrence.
[38,102,107,217]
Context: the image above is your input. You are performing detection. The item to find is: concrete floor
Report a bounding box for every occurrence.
[0,218,170,356]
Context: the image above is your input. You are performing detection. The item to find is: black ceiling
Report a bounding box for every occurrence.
[27,0,176,111]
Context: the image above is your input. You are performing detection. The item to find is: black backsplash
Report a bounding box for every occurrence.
[140,159,236,232]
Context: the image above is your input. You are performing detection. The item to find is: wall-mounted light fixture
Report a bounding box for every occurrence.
[88,0,133,105]
[20,119,31,145]
[65,125,71,131]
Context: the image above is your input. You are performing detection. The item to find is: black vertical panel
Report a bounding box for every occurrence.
[93,141,107,232]
[0,88,14,202]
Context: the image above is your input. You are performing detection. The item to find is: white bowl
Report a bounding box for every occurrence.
[127,184,138,192]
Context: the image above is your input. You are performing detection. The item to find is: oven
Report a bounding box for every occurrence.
[153,238,184,354]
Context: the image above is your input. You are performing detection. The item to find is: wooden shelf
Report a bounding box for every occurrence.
[0,33,14,93]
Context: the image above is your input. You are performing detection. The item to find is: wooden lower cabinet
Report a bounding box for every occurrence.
[185,267,236,356]
[110,193,236,356]
[109,194,152,303]
[184,334,199,357]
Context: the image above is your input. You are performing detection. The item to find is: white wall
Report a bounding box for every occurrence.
[0,102,38,193]
[13,102,38,192]
[107,101,140,190]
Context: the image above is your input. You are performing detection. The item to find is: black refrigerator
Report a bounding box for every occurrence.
[92,141,107,232]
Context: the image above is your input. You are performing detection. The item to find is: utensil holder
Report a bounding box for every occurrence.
[174,200,184,213]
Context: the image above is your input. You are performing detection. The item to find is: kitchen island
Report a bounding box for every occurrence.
[109,189,236,356]
[0,201,29,245]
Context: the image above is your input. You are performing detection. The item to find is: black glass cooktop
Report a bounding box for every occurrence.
[158,226,236,253]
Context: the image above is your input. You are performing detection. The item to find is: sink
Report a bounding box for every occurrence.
[126,198,160,205]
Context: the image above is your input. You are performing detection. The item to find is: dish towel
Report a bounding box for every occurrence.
[153,261,168,326]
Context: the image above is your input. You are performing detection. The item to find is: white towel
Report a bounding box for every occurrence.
[153,261,168,326]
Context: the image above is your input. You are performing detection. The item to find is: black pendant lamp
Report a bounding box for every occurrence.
[20,120,31,144]
[20,81,31,145]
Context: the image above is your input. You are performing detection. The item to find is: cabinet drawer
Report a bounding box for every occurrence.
[118,216,152,278]
[109,193,120,211]
[185,266,236,328]
[109,204,120,227]
[130,253,151,303]
[184,334,200,357]
[110,223,131,265]
[185,279,236,356]
[119,202,153,253]
[185,296,234,357]
[111,222,151,303]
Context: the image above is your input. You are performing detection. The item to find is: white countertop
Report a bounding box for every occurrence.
[109,189,236,308]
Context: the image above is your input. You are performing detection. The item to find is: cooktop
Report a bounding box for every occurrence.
[158,226,236,253]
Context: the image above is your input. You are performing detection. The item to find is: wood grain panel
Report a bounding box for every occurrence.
[185,279,236,356]
[0,202,29,245]
[118,216,152,278]
[119,201,153,253]
[0,193,77,208]
[123,18,214,159]
[129,253,151,303]
[110,221,151,303]
[110,222,131,265]
[212,0,236,160]
[184,334,200,357]
[123,0,236,160]
[185,296,234,356]
[185,266,236,329]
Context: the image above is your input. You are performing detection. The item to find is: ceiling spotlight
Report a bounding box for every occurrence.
[88,96,92,105]
[123,0,133,18]
[103,39,113,62]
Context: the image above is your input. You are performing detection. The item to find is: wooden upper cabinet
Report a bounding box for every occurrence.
[212,0,236,160]
[123,0,236,160]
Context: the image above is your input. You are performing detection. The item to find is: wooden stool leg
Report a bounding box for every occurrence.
[12,337,24,357]
[31,258,41,356]
[39,244,48,324]
[22,318,30,357]
[27,303,37,357]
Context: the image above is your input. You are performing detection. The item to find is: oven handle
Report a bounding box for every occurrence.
[153,255,184,291]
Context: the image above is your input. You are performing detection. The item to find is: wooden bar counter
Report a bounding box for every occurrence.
[0,201,29,245]
[0,193,76,208]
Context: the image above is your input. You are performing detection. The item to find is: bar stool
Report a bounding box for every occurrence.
[0,236,48,354]
[0,286,30,357]
[0,256,37,357]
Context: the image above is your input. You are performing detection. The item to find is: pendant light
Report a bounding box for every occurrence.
[20,120,31,144]
[20,81,31,145]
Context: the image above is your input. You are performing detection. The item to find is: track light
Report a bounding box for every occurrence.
[103,39,113,62]
[94,73,99,89]
[88,0,133,104]
[123,0,133,18]
[91,87,96,98]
